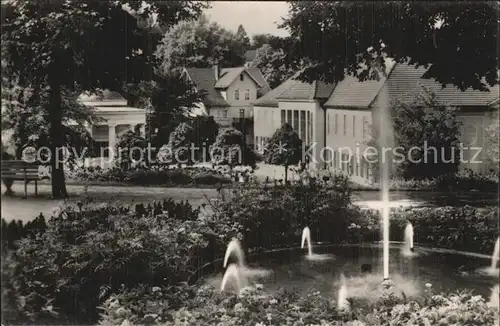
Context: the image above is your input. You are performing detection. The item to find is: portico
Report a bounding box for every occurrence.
[78,90,146,157]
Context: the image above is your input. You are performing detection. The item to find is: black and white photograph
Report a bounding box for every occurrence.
[1,1,499,325]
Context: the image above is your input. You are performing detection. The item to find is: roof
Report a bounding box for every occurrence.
[214,66,270,91]
[244,50,257,62]
[252,78,298,107]
[380,63,500,107]
[78,90,128,106]
[276,79,336,101]
[184,68,230,107]
[324,74,389,108]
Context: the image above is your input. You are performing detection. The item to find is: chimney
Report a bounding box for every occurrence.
[213,64,220,81]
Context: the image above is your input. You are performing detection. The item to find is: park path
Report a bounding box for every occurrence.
[1,183,218,222]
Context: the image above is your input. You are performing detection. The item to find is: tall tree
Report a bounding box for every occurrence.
[211,128,257,169]
[236,24,251,53]
[264,123,303,182]
[251,33,275,49]
[1,1,208,198]
[156,14,245,72]
[281,1,498,90]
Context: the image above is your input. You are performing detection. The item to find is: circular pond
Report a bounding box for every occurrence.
[202,243,499,300]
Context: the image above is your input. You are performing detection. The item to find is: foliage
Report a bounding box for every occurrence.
[211,128,258,169]
[1,201,237,324]
[1,0,207,198]
[157,123,195,166]
[281,2,498,90]
[368,86,462,180]
[1,85,95,165]
[484,109,499,166]
[358,206,498,254]
[251,33,275,49]
[214,175,356,250]
[124,71,203,150]
[264,123,303,182]
[191,115,219,161]
[156,15,246,72]
[251,40,306,89]
[115,129,147,169]
[235,24,250,55]
[66,165,233,187]
[100,284,499,326]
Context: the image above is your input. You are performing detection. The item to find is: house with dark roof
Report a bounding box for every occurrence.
[253,62,499,182]
[182,65,270,137]
[252,73,336,165]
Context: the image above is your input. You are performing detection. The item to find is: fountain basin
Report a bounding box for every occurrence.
[197,243,498,299]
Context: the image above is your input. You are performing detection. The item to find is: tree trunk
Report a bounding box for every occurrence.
[284,165,288,183]
[48,74,68,199]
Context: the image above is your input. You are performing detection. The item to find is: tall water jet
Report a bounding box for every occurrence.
[403,222,415,253]
[301,227,313,258]
[491,238,499,270]
[220,263,245,293]
[223,238,245,268]
[337,274,349,311]
[375,63,393,281]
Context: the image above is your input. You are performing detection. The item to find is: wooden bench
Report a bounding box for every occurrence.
[1,160,41,198]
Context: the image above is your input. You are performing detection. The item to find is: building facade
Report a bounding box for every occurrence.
[253,62,499,184]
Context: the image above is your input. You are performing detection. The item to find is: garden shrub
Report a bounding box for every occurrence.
[99,284,500,326]
[1,203,238,324]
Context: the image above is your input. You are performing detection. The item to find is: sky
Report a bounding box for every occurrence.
[204,1,290,37]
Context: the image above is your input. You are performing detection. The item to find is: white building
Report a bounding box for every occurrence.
[253,63,500,184]
[78,90,146,157]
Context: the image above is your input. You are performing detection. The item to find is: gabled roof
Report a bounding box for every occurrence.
[252,78,298,107]
[324,75,389,108]
[214,66,270,93]
[184,68,230,107]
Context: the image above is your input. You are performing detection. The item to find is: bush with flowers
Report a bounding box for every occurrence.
[99,283,499,326]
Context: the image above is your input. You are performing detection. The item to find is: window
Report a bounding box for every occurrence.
[355,157,359,176]
[234,89,240,100]
[362,116,367,139]
[335,114,338,134]
[240,74,244,81]
[300,111,306,141]
[244,89,250,100]
[307,111,313,144]
[239,109,245,118]
[353,115,356,137]
[287,110,292,125]
[360,159,364,177]
[222,109,228,118]
[343,115,347,136]
[293,110,299,132]
[281,110,286,126]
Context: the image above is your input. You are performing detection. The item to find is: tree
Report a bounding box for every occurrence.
[125,71,203,150]
[115,129,147,169]
[264,123,303,182]
[191,115,219,162]
[280,2,498,90]
[485,110,499,167]
[156,14,245,72]
[157,122,194,167]
[251,33,275,49]
[211,128,257,169]
[236,24,250,53]
[252,43,305,89]
[368,86,463,180]
[1,1,208,198]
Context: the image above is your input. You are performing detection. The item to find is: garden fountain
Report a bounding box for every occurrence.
[491,237,499,270]
[301,227,334,261]
[223,238,245,268]
[402,222,417,257]
[337,275,349,311]
[220,263,246,293]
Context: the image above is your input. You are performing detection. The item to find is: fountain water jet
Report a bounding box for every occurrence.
[220,263,246,293]
[301,227,313,258]
[223,238,245,268]
[491,238,499,270]
[337,274,350,311]
[300,226,334,261]
[376,67,393,281]
[402,222,417,257]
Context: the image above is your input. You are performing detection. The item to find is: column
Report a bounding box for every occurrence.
[108,123,116,160]
[139,124,145,137]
